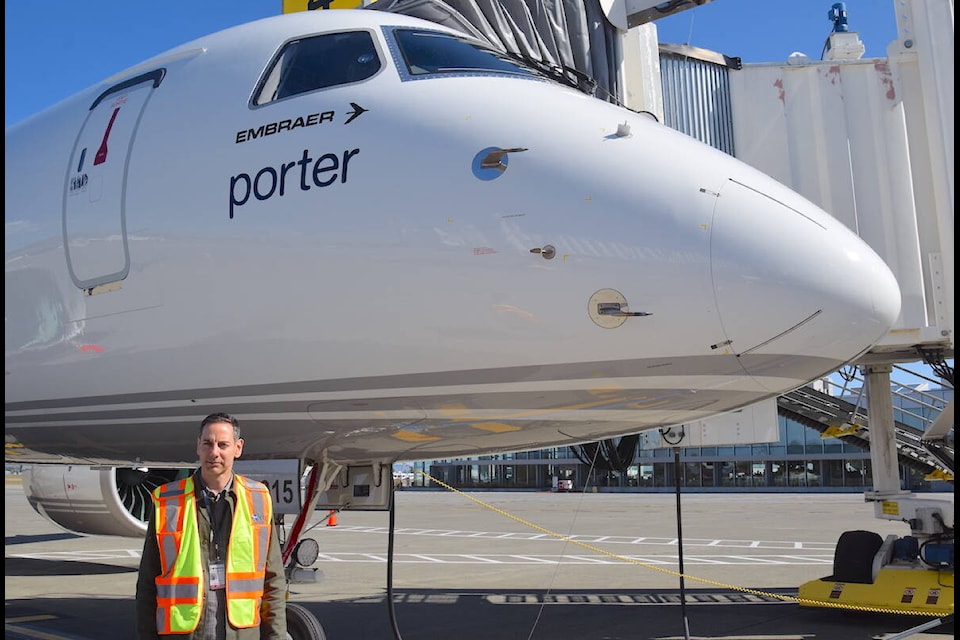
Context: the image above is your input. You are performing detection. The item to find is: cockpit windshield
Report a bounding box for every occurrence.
[255,30,382,105]
[253,26,550,107]
[390,28,547,81]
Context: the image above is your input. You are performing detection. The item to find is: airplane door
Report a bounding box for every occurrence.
[63,70,164,293]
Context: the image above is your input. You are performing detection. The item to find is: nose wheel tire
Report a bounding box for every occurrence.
[285,602,326,640]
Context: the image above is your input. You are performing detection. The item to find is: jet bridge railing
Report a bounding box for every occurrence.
[779,363,954,482]
[823,364,953,437]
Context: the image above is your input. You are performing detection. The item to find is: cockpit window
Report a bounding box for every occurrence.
[390,28,545,81]
[255,31,381,105]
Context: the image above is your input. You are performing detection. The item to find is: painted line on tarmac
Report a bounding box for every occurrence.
[309,552,832,565]
[343,591,793,606]
[7,550,834,565]
[323,525,836,550]
[486,592,790,605]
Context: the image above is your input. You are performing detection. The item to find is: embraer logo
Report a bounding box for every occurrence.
[235,112,334,144]
[235,104,368,144]
[229,148,360,219]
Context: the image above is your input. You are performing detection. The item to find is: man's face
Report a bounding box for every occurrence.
[197,421,243,477]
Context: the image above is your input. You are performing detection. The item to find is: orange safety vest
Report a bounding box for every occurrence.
[151,475,273,634]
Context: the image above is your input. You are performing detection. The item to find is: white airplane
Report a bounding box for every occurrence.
[6,8,902,637]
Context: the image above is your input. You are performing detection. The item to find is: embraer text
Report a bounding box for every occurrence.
[235,112,335,144]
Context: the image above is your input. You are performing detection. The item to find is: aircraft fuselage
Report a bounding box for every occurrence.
[5,10,901,466]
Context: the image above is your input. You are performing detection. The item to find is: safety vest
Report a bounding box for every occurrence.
[151,475,273,634]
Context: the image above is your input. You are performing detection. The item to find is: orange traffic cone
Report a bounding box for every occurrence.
[326,510,338,527]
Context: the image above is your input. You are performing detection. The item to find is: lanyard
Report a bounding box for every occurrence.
[201,488,226,563]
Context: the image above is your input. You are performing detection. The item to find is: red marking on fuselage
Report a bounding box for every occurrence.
[94,108,121,166]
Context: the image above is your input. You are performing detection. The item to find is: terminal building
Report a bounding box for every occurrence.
[404,369,952,494]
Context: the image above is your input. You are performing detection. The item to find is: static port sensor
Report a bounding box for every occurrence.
[315,465,391,511]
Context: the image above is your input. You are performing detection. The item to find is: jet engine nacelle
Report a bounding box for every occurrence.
[22,465,190,537]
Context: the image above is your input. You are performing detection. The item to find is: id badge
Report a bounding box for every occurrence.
[209,562,226,590]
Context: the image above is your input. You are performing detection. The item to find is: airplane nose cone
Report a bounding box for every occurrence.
[710,178,901,386]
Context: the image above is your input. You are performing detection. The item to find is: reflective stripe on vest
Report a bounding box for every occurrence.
[225,475,272,629]
[151,475,273,634]
[153,478,203,634]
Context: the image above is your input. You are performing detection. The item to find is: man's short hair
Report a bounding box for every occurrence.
[199,412,241,440]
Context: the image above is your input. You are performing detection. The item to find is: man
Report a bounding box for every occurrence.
[136,412,287,639]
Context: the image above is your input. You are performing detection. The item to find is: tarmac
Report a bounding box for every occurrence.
[5,475,954,640]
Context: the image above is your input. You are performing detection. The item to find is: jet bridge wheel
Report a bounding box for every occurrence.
[832,529,884,583]
[285,602,326,640]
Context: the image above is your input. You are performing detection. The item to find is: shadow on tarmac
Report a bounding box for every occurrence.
[4,589,953,640]
[6,533,80,546]
[5,556,137,577]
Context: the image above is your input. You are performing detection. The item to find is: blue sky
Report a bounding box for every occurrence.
[5,1,900,128]
[653,0,899,63]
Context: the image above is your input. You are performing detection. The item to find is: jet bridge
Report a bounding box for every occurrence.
[357,0,955,617]
[654,0,954,618]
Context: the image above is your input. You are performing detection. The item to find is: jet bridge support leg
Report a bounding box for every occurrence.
[798,365,954,616]
[864,365,907,497]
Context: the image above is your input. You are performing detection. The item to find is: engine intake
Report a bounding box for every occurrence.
[23,465,190,537]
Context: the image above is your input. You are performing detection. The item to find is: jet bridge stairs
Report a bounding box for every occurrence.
[778,379,954,484]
